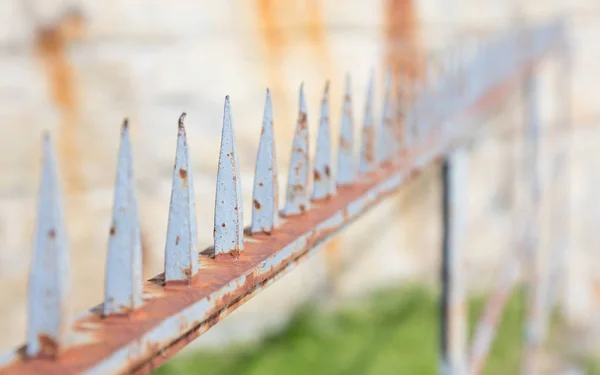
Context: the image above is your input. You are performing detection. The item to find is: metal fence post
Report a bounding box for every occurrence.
[521,68,543,375]
[441,147,468,375]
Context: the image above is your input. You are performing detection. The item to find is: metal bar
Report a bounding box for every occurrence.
[0,20,564,375]
[520,68,543,375]
[468,257,520,375]
[440,147,468,375]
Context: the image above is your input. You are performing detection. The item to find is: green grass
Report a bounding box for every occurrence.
[153,286,529,375]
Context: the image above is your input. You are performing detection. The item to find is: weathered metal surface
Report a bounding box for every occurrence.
[359,70,376,173]
[164,113,200,283]
[283,84,311,216]
[0,20,565,375]
[104,121,143,316]
[312,81,335,200]
[214,96,245,256]
[336,74,355,186]
[26,134,71,358]
[251,89,279,235]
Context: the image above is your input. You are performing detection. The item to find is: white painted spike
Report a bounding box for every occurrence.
[359,70,376,173]
[104,120,143,315]
[26,134,70,358]
[214,96,244,255]
[251,89,279,235]
[379,69,395,161]
[312,81,335,200]
[337,74,355,186]
[283,83,310,216]
[164,113,199,283]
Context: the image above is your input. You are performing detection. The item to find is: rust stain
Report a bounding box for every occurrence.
[35,334,60,359]
[109,226,116,236]
[254,0,334,142]
[313,170,321,182]
[384,0,421,80]
[253,199,262,210]
[34,9,86,195]
[178,168,188,188]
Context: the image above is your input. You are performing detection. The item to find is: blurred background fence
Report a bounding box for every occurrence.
[0,0,598,374]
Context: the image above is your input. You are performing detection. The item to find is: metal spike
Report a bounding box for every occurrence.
[312,81,335,200]
[337,74,355,186]
[283,83,310,216]
[359,70,376,173]
[104,120,143,315]
[164,113,199,283]
[395,70,408,149]
[379,70,395,161]
[214,96,244,255]
[27,134,70,358]
[251,89,279,235]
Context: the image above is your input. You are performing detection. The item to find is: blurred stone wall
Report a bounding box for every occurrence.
[0,0,598,355]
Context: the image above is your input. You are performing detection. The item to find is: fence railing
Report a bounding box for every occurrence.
[0,18,567,375]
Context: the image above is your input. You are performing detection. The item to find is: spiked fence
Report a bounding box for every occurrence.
[0,19,567,375]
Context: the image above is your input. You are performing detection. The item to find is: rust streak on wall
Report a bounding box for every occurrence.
[255,0,291,141]
[384,0,426,263]
[384,0,421,80]
[34,10,86,194]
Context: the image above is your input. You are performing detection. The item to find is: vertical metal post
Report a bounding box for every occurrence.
[545,17,571,319]
[521,69,543,375]
[441,147,468,375]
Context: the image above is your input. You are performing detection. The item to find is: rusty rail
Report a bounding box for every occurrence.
[0,19,566,375]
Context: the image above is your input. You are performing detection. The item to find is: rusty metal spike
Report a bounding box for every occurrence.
[312,81,335,200]
[26,134,70,358]
[164,113,199,283]
[104,120,143,315]
[395,70,408,149]
[214,96,244,255]
[283,83,310,216]
[359,70,376,173]
[379,70,395,161]
[251,89,279,235]
[337,74,355,186]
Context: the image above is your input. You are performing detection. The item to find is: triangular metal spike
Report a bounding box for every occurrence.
[379,69,396,161]
[395,70,408,149]
[164,113,199,283]
[337,74,355,186]
[312,80,335,200]
[283,83,310,216]
[214,96,245,255]
[104,120,143,315]
[251,89,279,235]
[359,69,376,173]
[27,134,70,358]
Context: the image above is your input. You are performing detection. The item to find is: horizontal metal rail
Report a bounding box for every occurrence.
[0,20,564,375]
